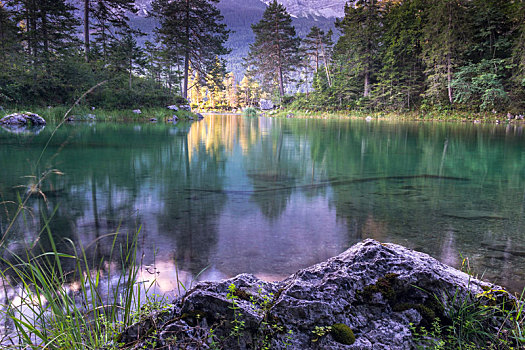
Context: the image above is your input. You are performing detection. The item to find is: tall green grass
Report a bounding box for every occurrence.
[0,222,160,350]
[0,82,169,349]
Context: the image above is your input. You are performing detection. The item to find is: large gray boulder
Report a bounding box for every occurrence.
[0,112,46,126]
[119,240,511,349]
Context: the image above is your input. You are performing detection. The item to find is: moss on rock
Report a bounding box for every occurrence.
[331,323,356,345]
[360,273,400,303]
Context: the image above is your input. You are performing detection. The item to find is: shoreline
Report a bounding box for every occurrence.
[262,109,525,124]
[3,106,525,125]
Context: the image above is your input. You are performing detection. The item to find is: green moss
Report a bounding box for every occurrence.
[360,273,399,303]
[330,323,356,345]
[393,303,437,322]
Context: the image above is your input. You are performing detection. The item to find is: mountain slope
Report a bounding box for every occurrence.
[260,0,346,18]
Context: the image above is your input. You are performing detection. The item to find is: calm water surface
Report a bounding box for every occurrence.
[1,115,524,293]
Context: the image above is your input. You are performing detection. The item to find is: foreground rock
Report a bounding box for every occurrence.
[120,239,512,349]
[0,112,46,126]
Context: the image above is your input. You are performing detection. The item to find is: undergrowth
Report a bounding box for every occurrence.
[411,259,525,350]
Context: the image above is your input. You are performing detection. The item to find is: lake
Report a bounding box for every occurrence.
[1,115,524,294]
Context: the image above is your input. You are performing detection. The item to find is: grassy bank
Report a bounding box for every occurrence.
[266,108,525,124]
[0,106,196,123]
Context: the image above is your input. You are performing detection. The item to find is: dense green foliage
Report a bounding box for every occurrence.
[287,0,525,114]
[0,1,176,108]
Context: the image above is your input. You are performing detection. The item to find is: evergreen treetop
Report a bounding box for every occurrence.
[246,0,301,99]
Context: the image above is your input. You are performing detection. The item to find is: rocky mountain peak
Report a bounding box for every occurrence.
[260,0,347,18]
[132,0,347,19]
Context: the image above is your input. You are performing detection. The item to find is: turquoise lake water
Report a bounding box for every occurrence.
[1,115,524,293]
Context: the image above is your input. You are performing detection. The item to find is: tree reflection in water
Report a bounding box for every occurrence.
[0,118,524,294]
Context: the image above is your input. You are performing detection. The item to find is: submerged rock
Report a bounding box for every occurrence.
[196,113,204,120]
[0,112,46,126]
[120,239,511,349]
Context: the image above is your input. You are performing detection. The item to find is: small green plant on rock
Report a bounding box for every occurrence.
[410,286,525,350]
[312,325,332,343]
[226,283,245,344]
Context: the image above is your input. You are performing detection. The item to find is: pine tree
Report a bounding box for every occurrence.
[108,32,146,89]
[151,0,230,100]
[239,73,261,107]
[451,0,513,111]
[224,72,238,109]
[245,0,301,99]
[512,1,525,105]
[335,0,383,98]
[0,1,18,61]
[84,0,137,63]
[0,1,20,102]
[421,0,470,105]
[10,0,79,65]
[303,26,333,88]
[374,0,425,110]
[204,56,227,109]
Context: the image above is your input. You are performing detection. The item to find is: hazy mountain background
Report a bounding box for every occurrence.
[130,0,344,79]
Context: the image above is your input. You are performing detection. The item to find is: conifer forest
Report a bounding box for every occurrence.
[1,0,525,113]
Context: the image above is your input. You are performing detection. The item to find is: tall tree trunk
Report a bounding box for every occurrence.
[315,33,320,72]
[129,56,132,89]
[84,0,89,62]
[278,64,285,98]
[447,4,453,104]
[183,0,190,99]
[364,67,370,97]
[320,39,332,87]
[275,20,284,99]
[102,25,107,62]
[446,57,452,105]
[41,10,49,64]
[363,0,373,97]
[277,41,284,98]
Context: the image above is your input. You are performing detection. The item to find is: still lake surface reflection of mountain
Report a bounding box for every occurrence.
[1,115,524,293]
